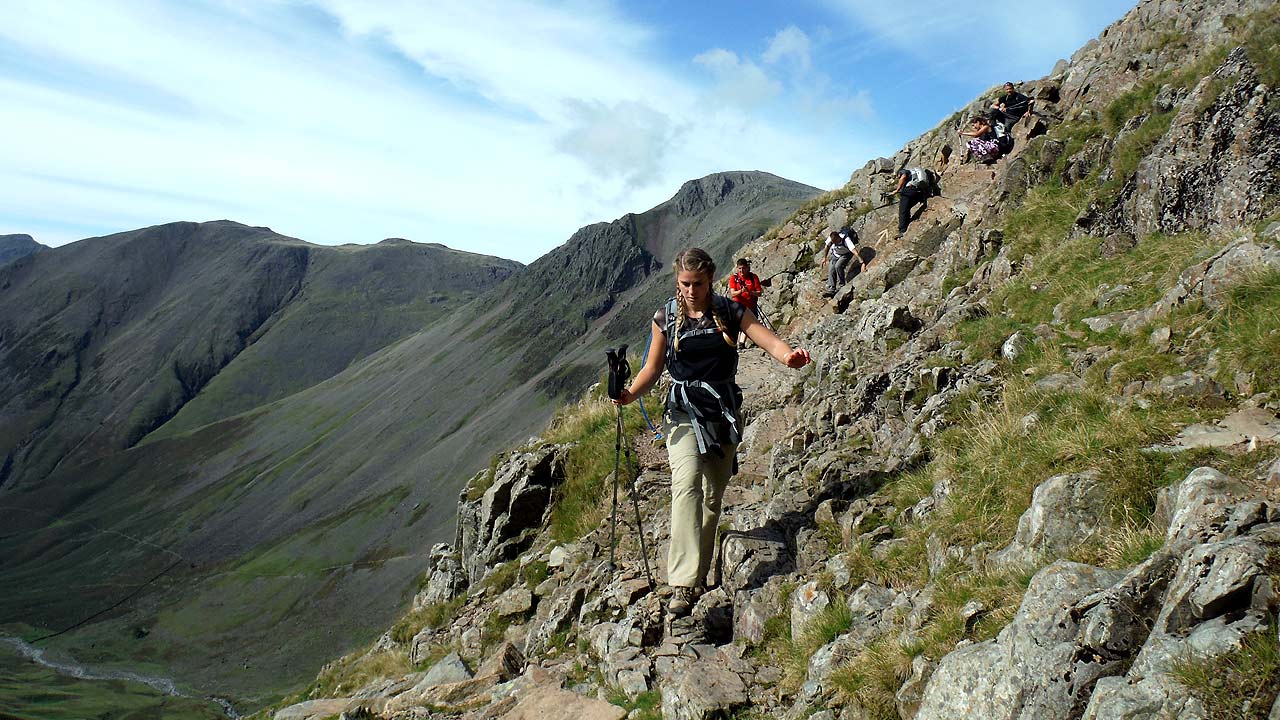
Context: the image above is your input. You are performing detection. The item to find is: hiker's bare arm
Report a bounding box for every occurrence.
[742,312,811,368]
[616,321,666,405]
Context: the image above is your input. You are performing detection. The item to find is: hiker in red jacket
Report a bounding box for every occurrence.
[727,258,767,315]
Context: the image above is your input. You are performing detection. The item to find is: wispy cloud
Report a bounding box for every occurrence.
[554,99,684,190]
[1,1,1128,261]
[693,49,784,110]
[819,0,1132,82]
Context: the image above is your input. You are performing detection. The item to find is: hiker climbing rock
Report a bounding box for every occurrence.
[891,166,941,239]
[989,81,1031,133]
[613,247,811,617]
[820,229,863,297]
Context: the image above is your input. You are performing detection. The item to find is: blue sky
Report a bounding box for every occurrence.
[1,0,1136,263]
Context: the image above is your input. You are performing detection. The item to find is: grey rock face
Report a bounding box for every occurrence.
[414,543,466,608]
[992,472,1111,568]
[916,562,1126,720]
[0,234,42,266]
[1155,467,1252,544]
[1128,50,1280,239]
[1000,331,1029,361]
[418,651,472,688]
[791,581,831,641]
[896,655,936,720]
[659,658,749,720]
[1199,240,1280,308]
[457,444,567,585]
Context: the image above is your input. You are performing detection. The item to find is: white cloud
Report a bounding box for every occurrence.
[554,99,684,190]
[692,49,783,110]
[763,26,812,71]
[0,1,898,261]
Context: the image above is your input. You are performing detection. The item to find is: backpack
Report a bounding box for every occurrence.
[663,294,740,364]
[907,168,940,196]
[996,134,1015,155]
[662,295,744,456]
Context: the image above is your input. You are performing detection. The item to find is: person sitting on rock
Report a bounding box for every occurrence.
[820,229,863,298]
[989,82,1031,134]
[890,166,940,239]
[961,115,1003,164]
[613,248,811,617]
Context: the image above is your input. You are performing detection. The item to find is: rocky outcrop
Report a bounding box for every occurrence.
[991,472,1112,568]
[1078,49,1280,240]
[917,467,1279,720]
[457,445,568,586]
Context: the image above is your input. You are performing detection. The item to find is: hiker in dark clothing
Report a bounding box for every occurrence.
[891,167,939,238]
[989,82,1031,133]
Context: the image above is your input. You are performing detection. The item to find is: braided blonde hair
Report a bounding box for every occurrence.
[672,247,735,351]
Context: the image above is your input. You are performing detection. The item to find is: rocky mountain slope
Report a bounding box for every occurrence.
[0,233,44,266]
[0,175,818,710]
[269,1,1280,719]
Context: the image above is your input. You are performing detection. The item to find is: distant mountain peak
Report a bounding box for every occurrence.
[668,170,819,219]
[0,233,44,265]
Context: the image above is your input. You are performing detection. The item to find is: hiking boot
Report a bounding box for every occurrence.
[668,586,697,617]
[821,290,835,298]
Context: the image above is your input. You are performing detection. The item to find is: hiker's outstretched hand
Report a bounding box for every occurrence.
[784,349,811,368]
[612,389,636,406]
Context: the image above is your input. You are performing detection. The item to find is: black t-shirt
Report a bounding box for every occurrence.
[654,296,744,384]
[998,91,1030,114]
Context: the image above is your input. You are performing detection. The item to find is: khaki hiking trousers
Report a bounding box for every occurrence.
[665,412,737,588]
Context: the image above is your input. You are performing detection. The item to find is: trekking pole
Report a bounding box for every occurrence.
[620,409,656,590]
[609,406,622,572]
[605,345,656,587]
[755,302,774,332]
[605,346,629,572]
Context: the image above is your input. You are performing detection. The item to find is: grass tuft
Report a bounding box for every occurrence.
[390,595,467,645]
[545,386,649,542]
[1171,628,1280,720]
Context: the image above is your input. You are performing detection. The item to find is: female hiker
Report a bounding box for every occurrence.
[960,115,1002,164]
[613,248,811,616]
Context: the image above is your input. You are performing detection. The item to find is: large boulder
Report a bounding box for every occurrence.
[992,471,1111,568]
[659,657,749,720]
[414,543,467,607]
